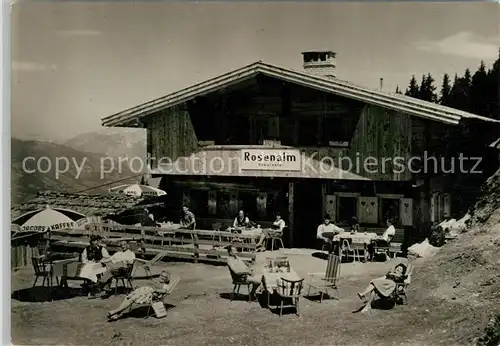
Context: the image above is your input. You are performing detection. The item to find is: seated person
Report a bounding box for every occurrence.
[180,206,196,229]
[316,214,343,253]
[141,208,159,227]
[350,217,360,233]
[233,210,251,229]
[357,263,408,312]
[256,213,286,250]
[79,235,110,291]
[226,246,261,299]
[96,240,136,298]
[367,219,396,261]
[107,270,173,320]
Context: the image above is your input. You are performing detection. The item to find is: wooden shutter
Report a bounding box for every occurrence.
[182,189,191,208]
[357,197,378,224]
[444,194,451,218]
[229,191,239,216]
[324,195,336,222]
[430,192,438,222]
[256,192,267,217]
[208,190,217,215]
[400,198,413,226]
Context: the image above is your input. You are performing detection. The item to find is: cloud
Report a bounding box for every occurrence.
[415,32,498,60]
[12,61,58,72]
[55,30,101,37]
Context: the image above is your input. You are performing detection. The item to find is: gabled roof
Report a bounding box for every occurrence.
[102,61,500,127]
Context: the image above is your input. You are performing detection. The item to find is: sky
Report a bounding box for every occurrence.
[11,2,500,141]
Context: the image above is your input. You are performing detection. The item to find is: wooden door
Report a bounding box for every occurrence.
[357,197,378,224]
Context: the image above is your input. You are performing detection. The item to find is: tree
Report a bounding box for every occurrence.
[439,73,452,106]
[405,75,419,97]
[470,61,489,116]
[418,73,437,102]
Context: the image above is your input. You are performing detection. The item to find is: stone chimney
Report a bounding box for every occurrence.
[301,50,336,78]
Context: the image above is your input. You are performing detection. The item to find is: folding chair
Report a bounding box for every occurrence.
[306,254,341,302]
[135,250,169,278]
[145,276,180,319]
[395,264,413,305]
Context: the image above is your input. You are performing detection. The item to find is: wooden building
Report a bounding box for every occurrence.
[102,51,500,248]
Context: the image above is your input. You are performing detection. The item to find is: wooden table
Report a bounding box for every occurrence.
[334,232,378,245]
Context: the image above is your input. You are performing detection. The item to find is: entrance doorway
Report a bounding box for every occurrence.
[293,180,323,248]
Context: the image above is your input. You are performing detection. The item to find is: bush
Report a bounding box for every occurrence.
[477,314,500,346]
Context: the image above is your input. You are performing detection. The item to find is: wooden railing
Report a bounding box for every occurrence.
[49,222,262,264]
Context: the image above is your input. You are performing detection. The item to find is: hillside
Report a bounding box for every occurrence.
[11,138,140,205]
[407,168,500,345]
[63,128,146,158]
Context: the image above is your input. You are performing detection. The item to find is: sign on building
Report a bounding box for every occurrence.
[240,149,301,171]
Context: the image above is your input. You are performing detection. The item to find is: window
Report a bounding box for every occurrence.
[238,190,258,221]
[190,189,209,218]
[338,197,357,224]
[381,198,400,226]
[217,192,231,218]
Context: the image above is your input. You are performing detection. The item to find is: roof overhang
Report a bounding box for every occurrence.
[102,61,500,128]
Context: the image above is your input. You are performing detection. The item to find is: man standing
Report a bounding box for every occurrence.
[180,206,196,229]
[97,240,136,298]
[317,214,343,253]
[226,246,261,299]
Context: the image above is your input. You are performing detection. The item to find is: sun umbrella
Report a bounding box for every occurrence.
[109,184,167,198]
[12,205,86,233]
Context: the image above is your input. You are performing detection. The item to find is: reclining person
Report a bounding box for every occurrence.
[107,270,173,321]
[357,263,408,312]
[226,246,261,299]
[96,240,136,298]
[367,219,396,261]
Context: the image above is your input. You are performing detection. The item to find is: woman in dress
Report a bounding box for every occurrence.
[357,263,408,312]
[107,270,173,320]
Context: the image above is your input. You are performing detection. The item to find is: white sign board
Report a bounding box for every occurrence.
[240,149,301,171]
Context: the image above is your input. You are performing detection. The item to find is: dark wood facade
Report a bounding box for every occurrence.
[140,74,497,247]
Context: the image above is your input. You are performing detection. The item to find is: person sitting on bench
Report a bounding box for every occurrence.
[357,263,408,312]
[316,214,343,254]
[367,219,396,261]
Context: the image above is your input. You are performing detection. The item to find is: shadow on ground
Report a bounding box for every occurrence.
[12,286,84,302]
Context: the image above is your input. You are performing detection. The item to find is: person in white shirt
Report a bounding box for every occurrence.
[97,240,136,297]
[255,212,286,250]
[367,219,396,261]
[317,214,344,254]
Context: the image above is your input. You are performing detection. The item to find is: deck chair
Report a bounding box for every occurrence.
[135,250,169,278]
[306,254,341,302]
[394,264,413,305]
[228,266,252,302]
[145,276,180,319]
[276,277,304,317]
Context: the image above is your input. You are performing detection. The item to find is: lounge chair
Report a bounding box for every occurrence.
[394,264,413,304]
[305,254,341,302]
[135,250,169,278]
[146,276,180,318]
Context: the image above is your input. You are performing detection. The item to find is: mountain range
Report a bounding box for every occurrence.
[11,128,147,205]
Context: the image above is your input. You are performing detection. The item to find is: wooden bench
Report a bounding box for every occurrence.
[361,227,405,258]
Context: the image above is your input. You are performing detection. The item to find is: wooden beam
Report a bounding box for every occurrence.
[288,182,294,247]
